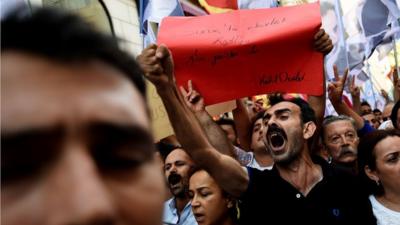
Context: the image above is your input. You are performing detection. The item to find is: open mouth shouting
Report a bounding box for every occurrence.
[267,125,287,154]
[168,173,182,189]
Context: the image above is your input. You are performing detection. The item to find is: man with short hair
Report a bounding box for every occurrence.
[163,148,197,225]
[2,7,165,225]
[360,101,372,116]
[246,110,274,170]
[321,115,359,172]
[363,113,381,129]
[222,110,274,170]
[372,109,383,122]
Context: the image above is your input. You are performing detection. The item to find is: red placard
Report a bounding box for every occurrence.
[158,2,323,105]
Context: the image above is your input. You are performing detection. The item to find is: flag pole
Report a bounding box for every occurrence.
[365,61,379,109]
[392,19,399,78]
[334,0,349,75]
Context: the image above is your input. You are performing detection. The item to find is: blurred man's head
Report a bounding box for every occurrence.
[360,101,372,116]
[2,7,165,225]
[373,109,382,122]
[363,113,380,129]
[322,116,359,165]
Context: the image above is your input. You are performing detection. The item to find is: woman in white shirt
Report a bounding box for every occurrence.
[358,129,400,225]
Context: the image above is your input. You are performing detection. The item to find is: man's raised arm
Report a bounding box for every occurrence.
[179,80,236,158]
[137,44,248,197]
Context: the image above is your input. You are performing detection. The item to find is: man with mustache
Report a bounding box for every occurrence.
[163,147,197,225]
[325,66,376,174]
[321,115,359,173]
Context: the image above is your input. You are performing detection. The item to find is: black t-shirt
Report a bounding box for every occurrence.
[238,157,376,225]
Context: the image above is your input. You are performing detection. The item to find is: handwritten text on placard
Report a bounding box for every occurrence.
[158,3,323,105]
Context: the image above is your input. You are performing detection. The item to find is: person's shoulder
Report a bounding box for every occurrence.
[315,156,363,188]
[245,166,276,191]
[247,166,275,176]
[329,164,356,178]
[323,163,370,197]
[164,197,175,207]
[324,163,359,184]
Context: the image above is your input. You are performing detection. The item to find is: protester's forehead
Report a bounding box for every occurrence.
[2,51,149,134]
[375,136,400,157]
[190,170,218,189]
[165,148,192,163]
[265,101,300,116]
[253,118,263,125]
[325,120,356,134]
[361,105,371,109]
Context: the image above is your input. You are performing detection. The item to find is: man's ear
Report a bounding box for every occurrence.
[303,121,316,140]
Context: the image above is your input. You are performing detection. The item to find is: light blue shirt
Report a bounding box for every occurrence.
[163,198,198,225]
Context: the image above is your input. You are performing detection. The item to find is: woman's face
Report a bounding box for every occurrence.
[367,136,400,195]
[189,170,232,225]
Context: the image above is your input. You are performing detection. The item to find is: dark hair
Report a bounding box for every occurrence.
[361,101,371,107]
[390,101,400,129]
[1,6,146,98]
[357,129,400,195]
[372,109,381,114]
[251,110,266,127]
[189,169,240,222]
[156,142,182,162]
[216,118,237,135]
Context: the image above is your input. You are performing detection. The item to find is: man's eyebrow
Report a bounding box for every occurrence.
[1,125,64,141]
[274,108,291,116]
[87,121,156,159]
[87,122,153,141]
[263,108,291,120]
[1,126,64,168]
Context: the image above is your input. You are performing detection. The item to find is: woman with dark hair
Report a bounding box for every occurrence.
[358,129,400,224]
[188,169,239,225]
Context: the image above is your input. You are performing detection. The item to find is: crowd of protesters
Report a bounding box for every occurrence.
[2,4,400,225]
